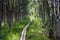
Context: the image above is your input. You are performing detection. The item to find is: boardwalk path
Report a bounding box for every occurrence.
[20,20,32,40]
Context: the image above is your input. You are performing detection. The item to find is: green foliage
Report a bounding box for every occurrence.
[26,16,50,40]
[1,15,51,40]
[1,16,30,40]
[1,0,53,40]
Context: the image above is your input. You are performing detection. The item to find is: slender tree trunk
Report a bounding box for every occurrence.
[0,0,3,31]
[6,0,12,28]
[3,0,7,25]
[55,0,60,40]
[51,0,56,39]
[0,0,3,39]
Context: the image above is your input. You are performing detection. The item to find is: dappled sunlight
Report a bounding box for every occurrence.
[29,16,35,21]
[7,33,20,40]
[1,22,4,27]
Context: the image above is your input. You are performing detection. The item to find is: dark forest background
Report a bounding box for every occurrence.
[0,0,60,40]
